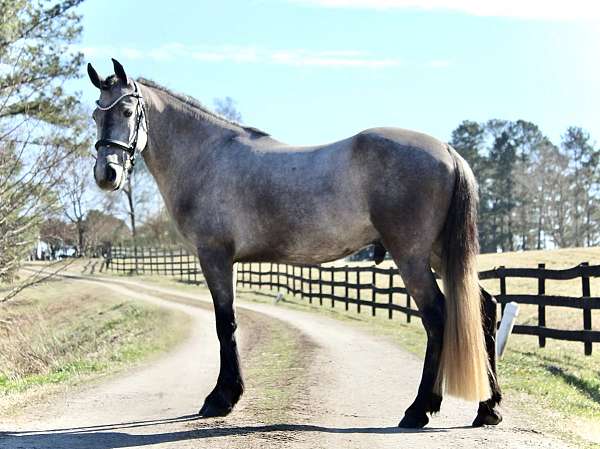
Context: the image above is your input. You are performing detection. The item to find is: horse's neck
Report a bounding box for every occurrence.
[139,85,239,194]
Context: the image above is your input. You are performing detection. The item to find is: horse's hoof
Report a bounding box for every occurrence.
[198,391,234,418]
[472,407,502,427]
[198,399,233,418]
[398,413,429,429]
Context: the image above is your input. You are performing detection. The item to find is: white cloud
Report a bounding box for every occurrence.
[77,44,401,69]
[287,0,600,21]
[269,49,400,67]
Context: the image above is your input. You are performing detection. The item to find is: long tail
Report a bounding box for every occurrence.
[435,145,491,402]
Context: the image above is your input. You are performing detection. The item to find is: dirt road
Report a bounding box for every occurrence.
[0,273,572,448]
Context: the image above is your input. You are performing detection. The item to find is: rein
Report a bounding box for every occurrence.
[94,81,147,171]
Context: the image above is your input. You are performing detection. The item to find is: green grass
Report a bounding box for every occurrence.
[242,309,313,422]
[0,277,190,414]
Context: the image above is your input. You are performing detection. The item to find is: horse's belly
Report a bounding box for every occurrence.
[235,212,379,264]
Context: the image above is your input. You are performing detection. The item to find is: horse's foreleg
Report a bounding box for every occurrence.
[197,246,243,417]
[394,258,445,429]
[472,286,503,426]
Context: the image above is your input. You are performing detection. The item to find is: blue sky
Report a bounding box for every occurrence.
[75,0,600,146]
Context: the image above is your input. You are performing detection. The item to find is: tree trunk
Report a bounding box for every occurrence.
[125,177,138,273]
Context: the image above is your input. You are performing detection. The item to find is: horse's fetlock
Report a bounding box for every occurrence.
[427,393,443,414]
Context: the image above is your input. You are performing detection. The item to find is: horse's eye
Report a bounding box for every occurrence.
[123,110,133,117]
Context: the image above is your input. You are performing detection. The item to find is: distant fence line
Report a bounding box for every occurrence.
[104,245,600,355]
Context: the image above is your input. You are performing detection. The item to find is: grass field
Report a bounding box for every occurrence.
[0,276,190,416]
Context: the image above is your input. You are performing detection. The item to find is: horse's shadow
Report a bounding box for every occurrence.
[1,415,461,449]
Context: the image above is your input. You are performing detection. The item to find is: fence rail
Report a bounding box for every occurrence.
[104,245,599,355]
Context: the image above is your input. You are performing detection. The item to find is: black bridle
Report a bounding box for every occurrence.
[94,81,147,171]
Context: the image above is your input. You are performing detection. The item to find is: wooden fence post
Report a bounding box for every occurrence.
[318,266,323,306]
[178,248,183,281]
[294,265,298,295]
[140,247,145,274]
[309,266,313,304]
[356,270,361,314]
[170,249,174,276]
[499,266,506,317]
[330,269,335,308]
[187,253,192,284]
[302,266,307,300]
[344,266,349,311]
[163,249,167,275]
[257,263,261,289]
[538,263,546,348]
[371,268,376,317]
[406,294,411,323]
[388,268,393,320]
[582,262,592,355]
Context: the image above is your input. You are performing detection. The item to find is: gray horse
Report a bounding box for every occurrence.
[88,59,502,429]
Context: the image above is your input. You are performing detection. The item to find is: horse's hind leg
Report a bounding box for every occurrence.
[391,254,445,429]
[473,286,503,426]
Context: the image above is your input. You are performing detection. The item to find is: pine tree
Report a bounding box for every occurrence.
[561,127,598,246]
[0,0,86,283]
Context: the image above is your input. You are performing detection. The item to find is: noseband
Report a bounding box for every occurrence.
[94,81,147,171]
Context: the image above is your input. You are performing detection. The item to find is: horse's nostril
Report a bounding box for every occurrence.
[105,164,117,183]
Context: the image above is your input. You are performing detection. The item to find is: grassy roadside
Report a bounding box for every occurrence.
[0,277,190,416]
[232,306,314,424]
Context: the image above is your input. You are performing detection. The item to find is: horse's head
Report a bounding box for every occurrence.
[88,59,148,191]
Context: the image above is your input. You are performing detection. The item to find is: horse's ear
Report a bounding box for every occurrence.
[112,58,128,85]
[87,63,103,89]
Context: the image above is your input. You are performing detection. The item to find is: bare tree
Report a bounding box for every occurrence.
[61,154,93,255]
[213,96,242,122]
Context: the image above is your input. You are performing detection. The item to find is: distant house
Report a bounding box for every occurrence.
[33,238,50,260]
[31,238,76,261]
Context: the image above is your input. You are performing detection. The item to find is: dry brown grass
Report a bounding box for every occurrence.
[0,277,188,414]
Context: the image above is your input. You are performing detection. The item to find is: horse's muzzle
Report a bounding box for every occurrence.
[94,157,126,191]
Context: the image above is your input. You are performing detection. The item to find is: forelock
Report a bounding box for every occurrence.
[102,75,132,91]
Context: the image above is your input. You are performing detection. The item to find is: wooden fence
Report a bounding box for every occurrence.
[104,245,600,355]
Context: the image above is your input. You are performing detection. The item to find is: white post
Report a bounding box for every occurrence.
[496,302,520,359]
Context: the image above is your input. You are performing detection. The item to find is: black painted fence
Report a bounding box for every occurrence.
[104,245,600,355]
